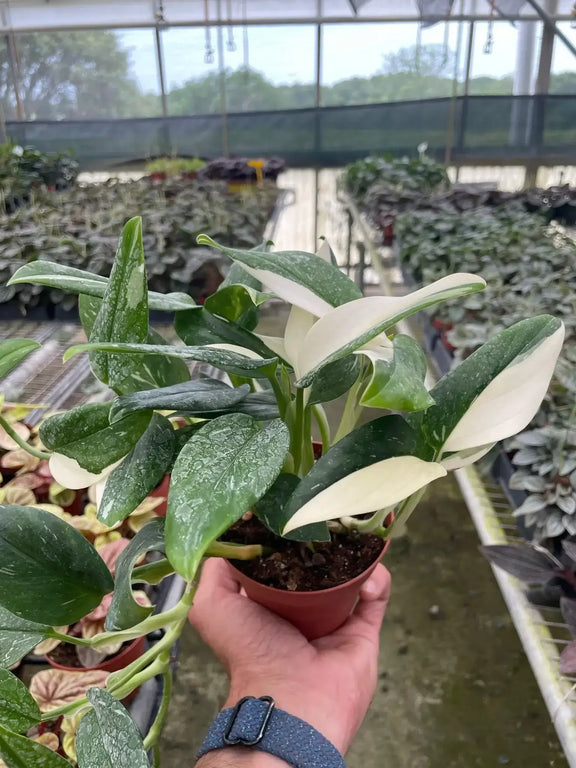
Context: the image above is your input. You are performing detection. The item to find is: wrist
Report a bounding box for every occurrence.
[197,747,289,767]
[225,684,353,754]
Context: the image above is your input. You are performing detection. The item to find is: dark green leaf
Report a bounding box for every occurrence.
[40,401,152,474]
[0,340,40,379]
[360,335,434,412]
[98,415,176,527]
[0,724,71,767]
[90,217,149,389]
[105,519,165,631]
[254,474,329,542]
[284,415,432,521]
[0,669,41,732]
[204,284,272,330]
[307,355,360,407]
[197,235,362,308]
[79,294,190,391]
[0,506,114,625]
[109,380,250,423]
[76,688,149,768]
[9,261,196,311]
[175,308,281,361]
[65,342,278,379]
[166,415,290,579]
[0,607,49,669]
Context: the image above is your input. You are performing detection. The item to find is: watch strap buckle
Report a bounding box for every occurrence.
[223,695,275,746]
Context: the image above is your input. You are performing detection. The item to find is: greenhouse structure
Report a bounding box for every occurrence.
[0,1,575,767]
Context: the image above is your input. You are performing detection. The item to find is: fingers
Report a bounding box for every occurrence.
[317,564,391,650]
[358,563,391,603]
[188,558,240,630]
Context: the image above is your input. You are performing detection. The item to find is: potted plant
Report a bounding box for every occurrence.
[0,216,563,764]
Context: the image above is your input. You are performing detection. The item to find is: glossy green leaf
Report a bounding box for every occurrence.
[422,315,564,454]
[0,724,71,767]
[0,340,40,379]
[64,342,278,379]
[89,217,149,389]
[98,415,176,526]
[166,414,290,579]
[284,415,432,522]
[106,519,165,631]
[254,474,329,542]
[110,379,250,423]
[198,235,362,316]
[76,688,149,768]
[79,294,190,391]
[175,308,281,361]
[0,506,113,625]
[204,284,273,330]
[360,334,434,412]
[307,355,361,406]
[0,670,41,733]
[9,261,196,311]
[0,607,49,669]
[40,402,151,474]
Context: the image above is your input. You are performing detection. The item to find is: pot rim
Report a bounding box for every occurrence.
[228,536,387,599]
[46,635,144,673]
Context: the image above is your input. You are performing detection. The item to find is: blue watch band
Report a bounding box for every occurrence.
[197,696,347,767]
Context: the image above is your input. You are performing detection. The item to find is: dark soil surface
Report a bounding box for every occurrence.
[223,516,384,591]
[48,642,85,669]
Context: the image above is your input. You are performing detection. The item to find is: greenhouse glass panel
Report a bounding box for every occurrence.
[6,29,161,120]
[468,21,519,95]
[321,21,463,106]
[551,22,576,94]
[165,24,316,115]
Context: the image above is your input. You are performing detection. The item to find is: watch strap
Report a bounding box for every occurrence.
[197,696,346,767]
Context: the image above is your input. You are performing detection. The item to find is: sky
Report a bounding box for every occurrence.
[118,20,576,94]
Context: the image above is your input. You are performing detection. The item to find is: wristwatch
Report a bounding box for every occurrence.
[197,695,347,767]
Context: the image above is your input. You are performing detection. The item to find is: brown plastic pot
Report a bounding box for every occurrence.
[47,635,145,674]
[228,537,390,640]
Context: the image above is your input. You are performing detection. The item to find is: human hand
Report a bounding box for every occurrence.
[189,557,391,756]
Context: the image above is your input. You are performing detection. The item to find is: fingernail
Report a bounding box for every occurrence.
[362,578,379,599]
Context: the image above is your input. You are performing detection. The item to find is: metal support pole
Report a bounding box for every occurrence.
[455,20,475,164]
[5,31,23,121]
[154,27,168,118]
[216,0,229,156]
[444,1,465,167]
[526,1,557,186]
[524,0,576,59]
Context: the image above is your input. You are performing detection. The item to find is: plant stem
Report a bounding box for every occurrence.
[266,370,288,419]
[152,743,161,767]
[41,697,88,722]
[143,662,172,750]
[333,377,364,443]
[0,414,50,459]
[301,406,314,475]
[381,488,427,540]
[312,405,331,454]
[340,506,393,533]
[291,388,305,476]
[133,559,176,585]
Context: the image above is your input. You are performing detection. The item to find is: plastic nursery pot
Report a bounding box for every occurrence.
[228,542,388,641]
[47,635,145,674]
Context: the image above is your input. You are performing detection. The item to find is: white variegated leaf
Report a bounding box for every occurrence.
[282,456,446,534]
[440,443,495,470]
[442,323,564,453]
[234,263,333,317]
[49,453,120,490]
[296,273,485,384]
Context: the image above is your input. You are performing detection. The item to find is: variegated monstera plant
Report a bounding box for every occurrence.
[0,217,563,766]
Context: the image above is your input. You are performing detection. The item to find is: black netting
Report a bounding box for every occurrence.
[5,95,576,168]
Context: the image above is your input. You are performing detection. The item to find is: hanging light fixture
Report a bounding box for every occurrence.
[226,0,236,51]
[204,0,215,63]
[484,0,495,53]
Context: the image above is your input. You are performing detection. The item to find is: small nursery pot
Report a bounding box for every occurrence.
[228,539,390,641]
[47,635,145,674]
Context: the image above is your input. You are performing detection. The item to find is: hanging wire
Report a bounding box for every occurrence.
[242,0,249,78]
[484,0,495,54]
[204,0,215,63]
[226,0,236,51]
